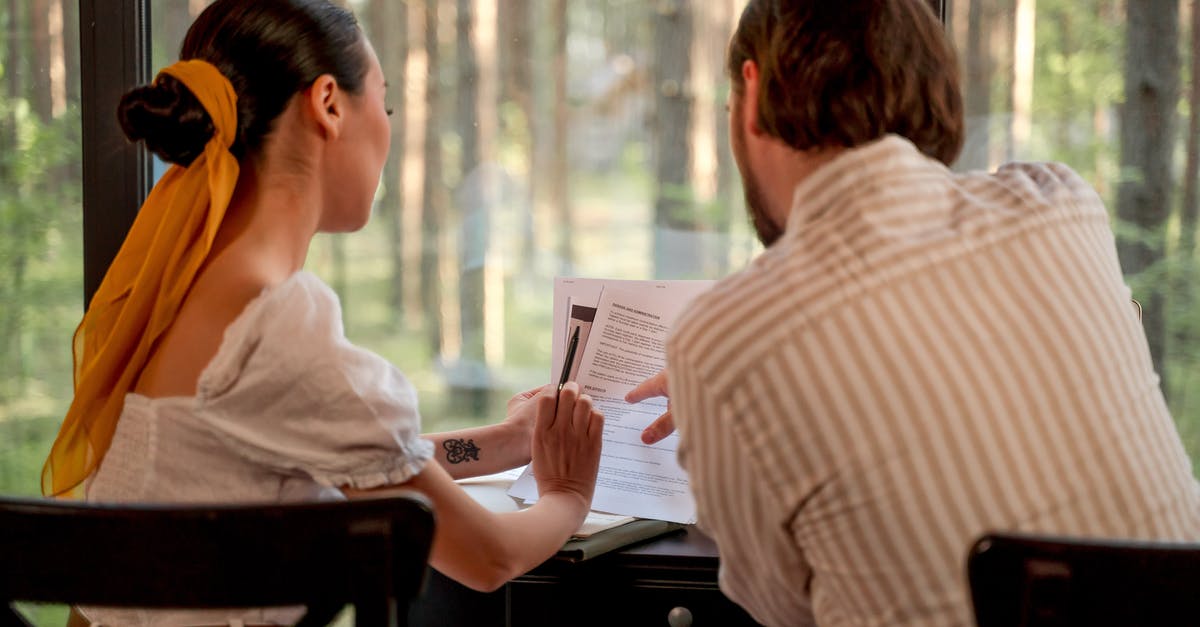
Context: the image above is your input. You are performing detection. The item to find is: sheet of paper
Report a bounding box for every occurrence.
[457,466,635,537]
[454,466,528,485]
[564,302,595,382]
[512,279,714,524]
[549,277,709,382]
[572,512,636,538]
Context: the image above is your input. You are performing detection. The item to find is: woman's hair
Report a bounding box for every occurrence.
[118,0,366,166]
[727,0,964,166]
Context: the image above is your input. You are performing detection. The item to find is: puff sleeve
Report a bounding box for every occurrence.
[195,272,434,489]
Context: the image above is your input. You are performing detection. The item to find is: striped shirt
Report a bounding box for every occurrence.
[667,135,1200,627]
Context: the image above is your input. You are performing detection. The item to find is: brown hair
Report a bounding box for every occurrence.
[119,0,366,165]
[727,0,964,166]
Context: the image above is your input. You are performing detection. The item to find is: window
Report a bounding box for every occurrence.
[0,0,83,497]
[0,2,83,622]
[151,0,761,433]
[948,0,1200,463]
[2,0,1198,511]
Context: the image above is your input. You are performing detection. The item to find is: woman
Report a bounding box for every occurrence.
[46,1,603,624]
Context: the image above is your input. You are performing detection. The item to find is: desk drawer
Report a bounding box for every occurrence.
[508,578,761,626]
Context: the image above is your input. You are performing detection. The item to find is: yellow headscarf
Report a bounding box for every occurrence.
[42,59,240,497]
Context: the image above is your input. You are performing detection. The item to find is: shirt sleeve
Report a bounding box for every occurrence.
[669,326,816,627]
[195,273,434,490]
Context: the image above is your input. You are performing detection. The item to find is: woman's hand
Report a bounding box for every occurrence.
[530,382,604,508]
[625,369,674,444]
[501,384,551,462]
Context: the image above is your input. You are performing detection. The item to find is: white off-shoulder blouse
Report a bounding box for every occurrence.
[82,271,434,626]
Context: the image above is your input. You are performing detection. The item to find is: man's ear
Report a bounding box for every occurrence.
[741,59,764,138]
[306,74,343,140]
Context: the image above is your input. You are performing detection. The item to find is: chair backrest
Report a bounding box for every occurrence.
[0,492,434,627]
[967,532,1200,627]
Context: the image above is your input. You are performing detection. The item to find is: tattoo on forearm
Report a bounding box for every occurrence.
[443,438,481,464]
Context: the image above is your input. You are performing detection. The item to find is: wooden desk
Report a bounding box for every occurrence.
[407,525,762,626]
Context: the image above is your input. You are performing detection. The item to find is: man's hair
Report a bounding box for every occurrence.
[727,0,964,166]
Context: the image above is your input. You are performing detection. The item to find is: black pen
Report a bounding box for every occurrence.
[559,325,581,391]
[553,325,580,415]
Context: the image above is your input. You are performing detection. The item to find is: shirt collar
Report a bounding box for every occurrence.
[783,134,945,236]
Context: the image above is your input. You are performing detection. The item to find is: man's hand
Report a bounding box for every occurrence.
[625,369,675,444]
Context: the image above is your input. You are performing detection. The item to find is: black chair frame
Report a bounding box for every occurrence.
[968,531,1200,627]
[0,492,434,627]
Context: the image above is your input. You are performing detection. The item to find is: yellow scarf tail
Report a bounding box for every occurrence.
[43,59,240,497]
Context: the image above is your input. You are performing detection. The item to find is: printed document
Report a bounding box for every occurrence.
[508,277,713,523]
[458,467,636,537]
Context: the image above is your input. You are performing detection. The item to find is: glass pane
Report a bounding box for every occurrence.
[152,0,754,431]
[0,0,84,497]
[950,0,1200,466]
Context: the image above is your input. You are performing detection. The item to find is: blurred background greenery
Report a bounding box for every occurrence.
[3,0,1200,510]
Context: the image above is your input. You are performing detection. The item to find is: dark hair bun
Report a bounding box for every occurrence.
[117,74,215,167]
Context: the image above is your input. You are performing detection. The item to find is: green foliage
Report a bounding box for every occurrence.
[0,412,61,496]
[1026,0,1124,184]
[0,96,84,496]
[10,603,71,626]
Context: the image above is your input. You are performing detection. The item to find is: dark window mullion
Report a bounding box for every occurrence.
[932,0,947,24]
[79,0,153,309]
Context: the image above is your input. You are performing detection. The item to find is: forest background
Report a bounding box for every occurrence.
[3,0,1198,502]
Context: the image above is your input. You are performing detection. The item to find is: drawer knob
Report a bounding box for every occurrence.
[667,606,693,627]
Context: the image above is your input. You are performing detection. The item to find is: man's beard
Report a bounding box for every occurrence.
[744,170,783,247]
[730,108,784,248]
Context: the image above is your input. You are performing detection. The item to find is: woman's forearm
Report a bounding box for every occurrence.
[423,421,530,480]
[347,461,587,592]
[434,491,588,591]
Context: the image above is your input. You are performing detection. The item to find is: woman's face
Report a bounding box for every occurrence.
[322,39,391,233]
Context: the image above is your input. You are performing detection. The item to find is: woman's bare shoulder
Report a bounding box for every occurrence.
[133,263,281,398]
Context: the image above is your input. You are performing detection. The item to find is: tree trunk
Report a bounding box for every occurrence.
[421,0,445,358]
[368,0,408,320]
[961,0,992,170]
[1174,0,1200,353]
[1180,0,1200,262]
[5,0,21,101]
[1011,0,1036,159]
[61,0,81,180]
[62,0,80,101]
[549,0,573,273]
[498,0,536,274]
[710,0,737,275]
[453,0,490,415]
[30,0,53,122]
[550,0,572,273]
[2,0,27,392]
[49,0,81,192]
[1117,0,1180,388]
[990,0,1015,166]
[652,0,698,278]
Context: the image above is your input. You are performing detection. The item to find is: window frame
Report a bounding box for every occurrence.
[79,0,153,308]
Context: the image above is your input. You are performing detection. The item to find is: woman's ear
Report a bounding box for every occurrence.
[305,74,343,140]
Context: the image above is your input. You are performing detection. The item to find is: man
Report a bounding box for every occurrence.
[626,1,1200,625]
